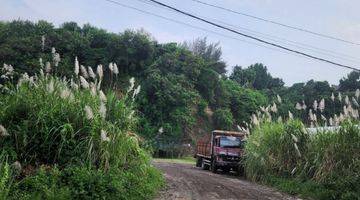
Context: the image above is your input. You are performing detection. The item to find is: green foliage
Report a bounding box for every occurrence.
[245,120,308,181]
[197,99,208,117]
[9,165,163,200]
[0,155,12,199]
[245,120,360,200]
[339,71,360,91]
[0,20,270,152]
[230,63,284,90]
[0,74,163,199]
[182,37,226,74]
[213,108,234,130]
[139,49,201,141]
[1,76,135,168]
[222,79,267,123]
[304,122,360,199]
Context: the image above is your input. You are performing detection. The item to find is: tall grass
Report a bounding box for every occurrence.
[245,120,308,181]
[0,57,163,198]
[244,92,360,199]
[245,120,359,199]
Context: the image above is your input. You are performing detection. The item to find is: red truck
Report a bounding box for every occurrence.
[195,130,246,174]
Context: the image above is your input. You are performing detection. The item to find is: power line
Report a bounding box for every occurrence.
[145,0,360,71]
[141,0,360,64]
[102,0,310,60]
[208,17,360,64]
[190,0,360,46]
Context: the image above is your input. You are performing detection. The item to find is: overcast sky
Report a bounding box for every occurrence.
[1,0,359,86]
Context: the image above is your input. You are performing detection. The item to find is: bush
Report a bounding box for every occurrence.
[197,99,208,117]
[213,108,234,130]
[9,165,163,200]
[0,73,163,199]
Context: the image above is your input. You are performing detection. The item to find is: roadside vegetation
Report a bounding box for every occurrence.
[244,92,360,200]
[1,20,360,199]
[1,20,359,156]
[0,54,163,199]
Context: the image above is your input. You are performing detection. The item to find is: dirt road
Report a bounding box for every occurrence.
[154,161,298,200]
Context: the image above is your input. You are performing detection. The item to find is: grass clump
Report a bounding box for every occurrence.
[0,67,163,199]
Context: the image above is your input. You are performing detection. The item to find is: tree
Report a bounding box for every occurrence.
[182,37,227,74]
[230,63,284,90]
[230,65,255,87]
[339,71,360,91]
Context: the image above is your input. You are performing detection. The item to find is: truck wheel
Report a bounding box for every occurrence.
[211,160,218,173]
[201,160,209,170]
[237,165,245,176]
[196,157,202,167]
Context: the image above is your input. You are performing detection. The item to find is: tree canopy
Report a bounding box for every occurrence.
[0,20,358,154]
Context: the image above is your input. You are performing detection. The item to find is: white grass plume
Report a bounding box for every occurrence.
[294,143,301,157]
[313,100,318,111]
[88,66,96,79]
[53,53,60,67]
[60,88,71,99]
[101,130,110,142]
[74,57,79,76]
[80,76,89,89]
[47,79,54,93]
[99,90,107,102]
[338,92,342,102]
[288,111,294,120]
[99,102,106,119]
[345,95,350,105]
[80,65,89,78]
[0,125,9,137]
[97,64,103,79]
[84,105,94,120]
[319,98,325,112]
[45,62,51,73]
[70,79,79,90]
[113,63,119,75]
[276,94,282,104]
[128,77,135,92]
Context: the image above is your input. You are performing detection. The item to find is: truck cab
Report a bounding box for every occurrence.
[195,130,246,174]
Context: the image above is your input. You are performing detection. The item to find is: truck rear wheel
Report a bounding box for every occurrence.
[201,160,209,170]
[211,160,218,173]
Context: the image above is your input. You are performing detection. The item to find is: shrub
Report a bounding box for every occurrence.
[213,108,234,130]
[197,99,208,117]
[9,165,163,200]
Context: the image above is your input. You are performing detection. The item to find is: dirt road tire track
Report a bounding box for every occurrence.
[154,162,299,200]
